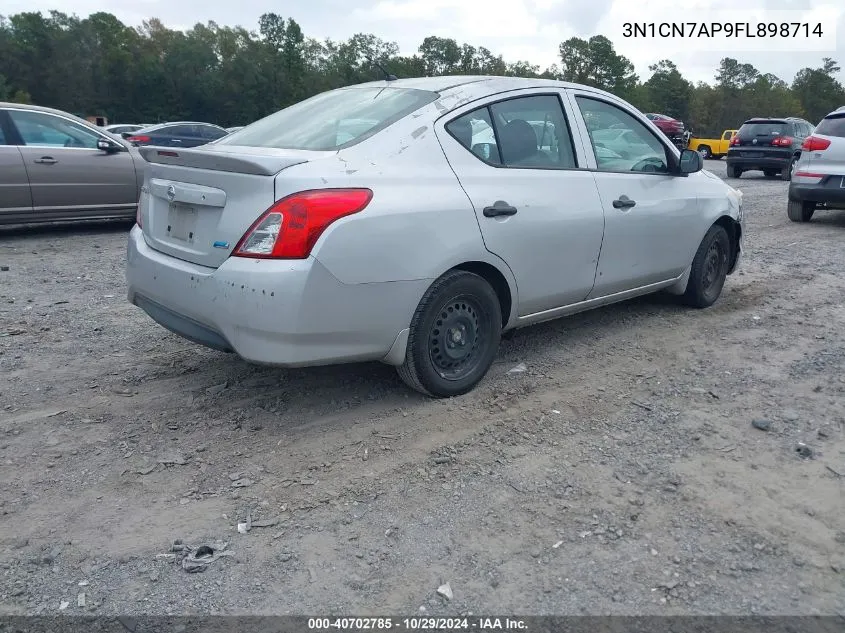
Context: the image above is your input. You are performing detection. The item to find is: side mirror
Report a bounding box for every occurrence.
[97,138,120,153]
[678,148,703,175]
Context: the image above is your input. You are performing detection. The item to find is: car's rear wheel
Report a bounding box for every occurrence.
[787,199,815,223]
[397,270,501,397]
[782,156,797,181]
[726,164,742,178]
[683,224,731,309]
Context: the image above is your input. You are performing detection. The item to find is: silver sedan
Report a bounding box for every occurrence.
[126,76,744,397]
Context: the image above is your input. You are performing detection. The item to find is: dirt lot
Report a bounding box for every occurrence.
[1,159,844,617]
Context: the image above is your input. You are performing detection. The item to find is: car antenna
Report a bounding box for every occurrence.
[370,58,398,82]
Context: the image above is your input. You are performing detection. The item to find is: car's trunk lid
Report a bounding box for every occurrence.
[138,145,332,268]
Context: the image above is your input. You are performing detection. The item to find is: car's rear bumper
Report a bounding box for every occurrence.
[789,176,845,205]
[726,156,791,170]
[125,226,427,367]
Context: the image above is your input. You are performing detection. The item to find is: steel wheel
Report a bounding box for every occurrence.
[398,270,502,397]
[428,297,486,381]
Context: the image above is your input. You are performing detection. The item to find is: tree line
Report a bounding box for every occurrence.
[1,10,843,136]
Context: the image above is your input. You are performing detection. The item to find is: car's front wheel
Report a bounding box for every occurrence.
[683,224,731,309]
[787,199,815,222]
[398,270,502,397]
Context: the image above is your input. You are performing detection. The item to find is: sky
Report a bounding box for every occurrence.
[3,0,844,85]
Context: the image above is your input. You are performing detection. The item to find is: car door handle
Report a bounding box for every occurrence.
[34,157,57,165]
[483,201,518,217]
[612,196,636,209]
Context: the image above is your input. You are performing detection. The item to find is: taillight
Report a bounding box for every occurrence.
[128,135,150,143]
[802,136,831,151]
[730,136,740,146]
[232,189,373,259]
[772,136,794,147]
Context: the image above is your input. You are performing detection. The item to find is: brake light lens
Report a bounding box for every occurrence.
[802,136,831,152]
[232,189,373,259]
[771,136,794,147]
[127,135,150,143]
[730,136,740,146]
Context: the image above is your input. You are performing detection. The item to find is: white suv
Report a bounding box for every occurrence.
[788,106,845,222]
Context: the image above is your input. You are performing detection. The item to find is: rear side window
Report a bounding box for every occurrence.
[446,94,578,169]
[815,115,845,138]
[217,87,438,151]
[738,121,789,137]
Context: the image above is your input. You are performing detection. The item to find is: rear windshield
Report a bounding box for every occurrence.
[739,121,790,136]
[217,87,438,151]
[814,114,845,138]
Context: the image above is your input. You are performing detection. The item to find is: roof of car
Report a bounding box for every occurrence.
[348,75,619,99]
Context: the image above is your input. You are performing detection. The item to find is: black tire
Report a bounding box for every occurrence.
[697,145,712,159]
[726,164,742,178]
[781,156,797,181]
[397,270,501,397]
[787,199,815,222]
[683,224,731,309]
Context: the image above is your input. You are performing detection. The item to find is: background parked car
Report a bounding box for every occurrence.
[726,116,814,180]
[0,102,144,225]
[787,106,845,222]
[124,122,229,147]
[644,113,687,149]
[103,123,149,136]
[126,76,743,398]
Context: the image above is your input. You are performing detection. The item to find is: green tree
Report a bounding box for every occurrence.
[558,35,638,100]
[792,57,845,123]
[642,60,693,121]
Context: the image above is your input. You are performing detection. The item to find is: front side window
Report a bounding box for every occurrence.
[217,87,438,151]
[723,131,733,140]
[446,94,578,169]
[576,97,669,174]
[9,110,101,149]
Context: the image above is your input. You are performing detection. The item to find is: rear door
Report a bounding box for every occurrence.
[7,107,138,218]
[567,90,701,297]
[0,109,34,222]
[436,89,606,316]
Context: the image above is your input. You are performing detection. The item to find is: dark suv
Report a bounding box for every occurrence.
[726,117,814,180]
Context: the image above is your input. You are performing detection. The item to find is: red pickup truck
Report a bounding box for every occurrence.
[645,113,688,149]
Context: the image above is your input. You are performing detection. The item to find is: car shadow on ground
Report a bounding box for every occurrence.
[166,285,715,403]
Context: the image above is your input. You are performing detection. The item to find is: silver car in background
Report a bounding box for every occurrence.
[788,106,845,222]
[0,102,144,225]
[126,76,744,397]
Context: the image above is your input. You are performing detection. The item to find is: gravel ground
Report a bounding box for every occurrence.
[0,160,844,617]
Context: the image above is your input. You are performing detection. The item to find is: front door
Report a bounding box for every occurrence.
[436,90,605,316]
[7,108,138,218]
[567,91,702,298]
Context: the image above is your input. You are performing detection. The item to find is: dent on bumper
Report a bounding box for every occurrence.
[125,227,429,367]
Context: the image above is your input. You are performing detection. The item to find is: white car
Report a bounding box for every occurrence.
[126,76,744,397]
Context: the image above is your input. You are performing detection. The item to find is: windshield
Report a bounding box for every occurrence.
[217,86,438,151]
[814,114,845,138]
[739,122,789,136]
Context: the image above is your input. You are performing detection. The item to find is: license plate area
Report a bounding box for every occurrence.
[167,202,197,242]
[743,151,763,158]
